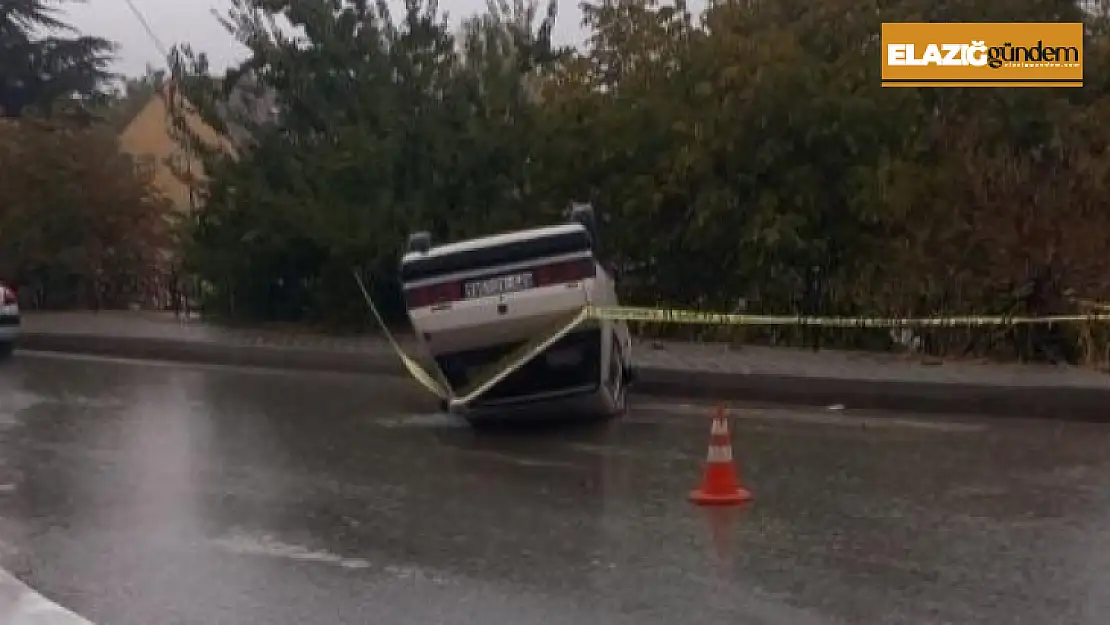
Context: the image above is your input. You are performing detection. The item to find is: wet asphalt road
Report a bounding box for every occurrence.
[1,354,1110,625]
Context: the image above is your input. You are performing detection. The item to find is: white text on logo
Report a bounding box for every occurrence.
[887,42,989,66]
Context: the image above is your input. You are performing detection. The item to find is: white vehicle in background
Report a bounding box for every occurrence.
[0,282,20,358]
[399,204,634,422]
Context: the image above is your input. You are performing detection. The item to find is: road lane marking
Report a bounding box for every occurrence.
[212,532,452,584]
[563,441,696,462]
[447,448,585,470]
[213,532,371,569]
[15,351,392,385]
[632,401,986,433]
[0,567,97,625]
[376,412,467,429]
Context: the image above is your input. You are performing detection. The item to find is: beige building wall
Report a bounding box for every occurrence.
[115,85,236,310]
[116,86,232,213]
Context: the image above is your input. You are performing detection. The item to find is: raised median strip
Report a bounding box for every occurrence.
[634,366,1110,422]
[18,332,1110,422]
[18,332,405,377]
[0,567,96,625]
[14,311,1110,421]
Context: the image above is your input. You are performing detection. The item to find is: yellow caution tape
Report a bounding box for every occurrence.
[355,267,1110,406]
[352,270,590,410]
[1074,298,1110,311]
[450,307,590,410]
[352,270,450,401]
[587,305,1110,327]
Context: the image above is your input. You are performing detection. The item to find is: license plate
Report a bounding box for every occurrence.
[464,272,534,299]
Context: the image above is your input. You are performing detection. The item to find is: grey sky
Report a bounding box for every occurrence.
[65,0,597,78]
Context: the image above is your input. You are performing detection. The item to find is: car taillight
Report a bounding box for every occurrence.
[1,287,15,305]
[534,259,596,287]
[404,282,461,309]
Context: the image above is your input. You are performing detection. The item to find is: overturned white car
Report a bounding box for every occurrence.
[399,204,633,421]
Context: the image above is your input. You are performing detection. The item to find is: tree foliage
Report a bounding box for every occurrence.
[0,0,116,118]
[172,0,566,323]
[0,2,169,310]
[175,0,1110,362]
[0,121,173,308]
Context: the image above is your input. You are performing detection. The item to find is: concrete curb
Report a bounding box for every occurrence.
[17,333,403,376]
[634,367,1110,422]
[0,567,96,625]
[17,332,1110,421]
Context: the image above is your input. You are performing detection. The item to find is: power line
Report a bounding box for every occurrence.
[122,0,169,60]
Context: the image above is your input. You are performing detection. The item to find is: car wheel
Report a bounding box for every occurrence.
[622,333,636,386]
[0,342,12,359]
[607,338,628,418]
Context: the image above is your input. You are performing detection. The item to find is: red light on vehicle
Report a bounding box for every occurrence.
[534,259,596,287]
[404,282,461,309]
[0,286,15,305]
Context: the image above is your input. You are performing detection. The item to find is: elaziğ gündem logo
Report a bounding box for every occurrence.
[881,23,1083,87]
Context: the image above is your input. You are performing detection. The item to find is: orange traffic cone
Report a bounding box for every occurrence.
[690,406,752,506]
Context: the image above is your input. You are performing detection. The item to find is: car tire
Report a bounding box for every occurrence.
[621,331,636,386]
[606,338,628,418]
[0,342,13,359]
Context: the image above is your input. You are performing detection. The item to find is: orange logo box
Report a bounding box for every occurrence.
[881,22,1083,87]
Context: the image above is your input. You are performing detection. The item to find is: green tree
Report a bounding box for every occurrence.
[174,0,563,325]
[171,0,1110,362]
[0,0,116,118]
[0,121,172,308]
